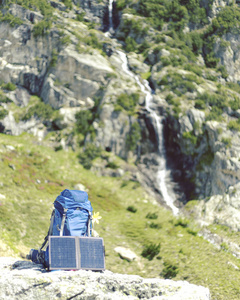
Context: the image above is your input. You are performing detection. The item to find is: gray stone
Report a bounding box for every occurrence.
[114,247,138,262]
[0,258,210,300]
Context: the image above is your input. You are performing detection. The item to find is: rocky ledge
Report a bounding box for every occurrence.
[0,257,210,300]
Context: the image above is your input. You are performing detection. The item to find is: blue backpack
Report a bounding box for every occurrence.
[28,189,93,268]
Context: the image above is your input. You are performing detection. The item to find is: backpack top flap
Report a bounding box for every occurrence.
[62,189,88,203]
[55,189,93,213]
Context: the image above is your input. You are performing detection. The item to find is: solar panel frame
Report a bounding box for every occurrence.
[49,236,105,271]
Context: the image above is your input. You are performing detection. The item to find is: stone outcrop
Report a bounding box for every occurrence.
[0,257,210,300]
[73,0,109,31]
[214,33,240,83]
[165,111,240,200]
[188,182,240,232]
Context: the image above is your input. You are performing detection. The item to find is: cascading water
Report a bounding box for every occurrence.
[106,1,179,215]
[105,0,114,36]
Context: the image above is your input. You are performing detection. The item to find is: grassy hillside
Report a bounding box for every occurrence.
[0,133,240,299]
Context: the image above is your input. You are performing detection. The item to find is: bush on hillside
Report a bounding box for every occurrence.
[114,93,139,115]
[1,82,16,91]
[141,243,161,260]
[21,99,55,121]
[127,205,137,213]
[0,91,12,103]
[146,212,158,219]
[75,110,93,137]
[0,108,8,120]
[161,260,179,279]
[126,121,141,152]
[78,143,102,169]
[33,19,52,37]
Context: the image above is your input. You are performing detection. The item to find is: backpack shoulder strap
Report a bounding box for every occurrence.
[39,209,55,251]
[59,208,68,236]
[87,211,92,237]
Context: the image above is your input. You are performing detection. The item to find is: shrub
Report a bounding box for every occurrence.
[187,228,198,236]
[126,205,137,213]
[161,260,179,279]
[182,131,197,146]
[126,122,141,152]
[33,19,52,37]
[229,96,240,111]
[106,161,119,169]
[0,91,12,103]
[165,0,189,32]
[189,31,203,55]
[121,18,149,41]
[206,106,223,121]
[50,49,58,68]
[82,32,103,50]
[146,212,158,220]
[75,110,93,136]
[60,35,71,46]
[174,218,189,228]
[217,65,228,79]
[137,0,165,31]
[62,0,72,9]
[220,242,229,251]
[149,222,162,229]
[114,93,139,115]
[159,72,197,96]
[21,100,54,121]
[227,120,240,132]
[194,99,206,110]
[213,6,240,35]
[226,82,240,94]
[141,243,161,261]
[0,12,23,27]
[184,63,202,76]
[125,36,137,52]
[221,137,232,148]
[2,82,16,91]
[0,108,8,120]
[78,143,102,169]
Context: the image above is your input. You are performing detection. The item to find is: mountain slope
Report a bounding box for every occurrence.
[1,0,240,299]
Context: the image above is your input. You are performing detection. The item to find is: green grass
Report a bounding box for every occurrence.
[0,133,240,299]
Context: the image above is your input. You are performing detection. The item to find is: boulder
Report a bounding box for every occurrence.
[114,247,138,262]
[0,257,211,300]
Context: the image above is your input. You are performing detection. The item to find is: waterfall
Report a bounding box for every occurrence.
[105,0,114,36]
[107,1,179,215]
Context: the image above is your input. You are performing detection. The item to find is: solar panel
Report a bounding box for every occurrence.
[79,237,105,270]
[49,236,105,271]
[49,236,77,270]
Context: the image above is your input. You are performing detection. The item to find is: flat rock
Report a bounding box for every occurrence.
[0,257,210,300]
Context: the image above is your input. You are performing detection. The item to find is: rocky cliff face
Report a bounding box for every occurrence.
[0,258,210,300]
[0,2,144,159]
